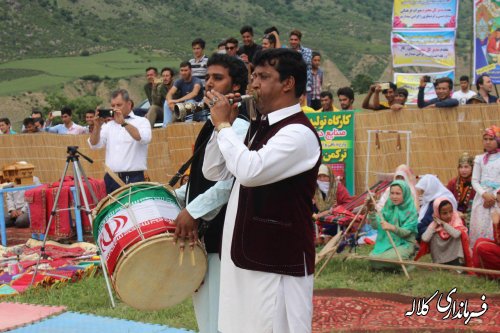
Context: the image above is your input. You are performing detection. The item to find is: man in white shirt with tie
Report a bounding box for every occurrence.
[203,48,322,333]
[88,89,152,194]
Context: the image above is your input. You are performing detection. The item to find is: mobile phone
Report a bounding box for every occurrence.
[98,109,114,118]
[423,75,431,83]
[379,82,390,90]
[51,111,62,117]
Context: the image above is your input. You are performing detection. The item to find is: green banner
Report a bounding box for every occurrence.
[306,111,356,195]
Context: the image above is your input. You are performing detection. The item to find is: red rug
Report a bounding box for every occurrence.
[313,289,500,332]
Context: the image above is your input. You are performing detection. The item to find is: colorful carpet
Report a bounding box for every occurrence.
[313,289,500,332]
[0,302,66,332]
[8,312,195,333]
[0,239,99,297]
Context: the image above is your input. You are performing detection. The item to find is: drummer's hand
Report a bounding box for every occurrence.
[173,208,199,249]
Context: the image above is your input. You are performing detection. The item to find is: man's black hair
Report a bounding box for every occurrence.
[23,117,35,127]
[61,106,72,117]
[145,67,158,74]
[320,91,333,99]
[459,75,469,83]
[85,109,96,115]
[337,87,355,101]
[395,87,409,99]
[0,117,11,125]
[180,61,191,69]
[312,51,321,58]
[225,37,239,46]
[207,53,248,95]
[161,67,175,77]
[264,26,279,35]
[434,77,453,90]
[240,25,254,36]
[476,74,490,91]
[191,38,206,49]
[252,48,306,98]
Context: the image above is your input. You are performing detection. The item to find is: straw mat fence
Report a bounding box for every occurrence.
[1,104,499,194]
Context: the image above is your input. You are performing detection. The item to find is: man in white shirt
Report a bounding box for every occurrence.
[174,53,249,333]
[452,75,476,105]
[88,89,152,194]
[203,49,321,333]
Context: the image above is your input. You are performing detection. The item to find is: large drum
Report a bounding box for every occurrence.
[92,182,207,310]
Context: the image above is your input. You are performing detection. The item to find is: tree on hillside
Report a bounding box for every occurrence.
[351,74,373,94]
[45,93,102,125]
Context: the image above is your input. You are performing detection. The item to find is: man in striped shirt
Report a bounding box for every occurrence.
[189,38,208,87]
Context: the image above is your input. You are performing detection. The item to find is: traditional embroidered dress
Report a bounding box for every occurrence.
[472,206,500,279]
[470,152,500,248]
[367,180,418,270]
[446,152,476,228]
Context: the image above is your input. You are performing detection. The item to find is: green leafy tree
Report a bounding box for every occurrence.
[45,93,102,125]
[351,74,373,94]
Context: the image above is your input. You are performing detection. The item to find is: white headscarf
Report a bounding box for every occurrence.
[415,174,457,222]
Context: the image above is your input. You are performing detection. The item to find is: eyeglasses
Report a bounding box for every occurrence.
[225,46,236,50]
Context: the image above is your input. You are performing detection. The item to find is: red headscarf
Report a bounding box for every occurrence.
[483,126,500,165]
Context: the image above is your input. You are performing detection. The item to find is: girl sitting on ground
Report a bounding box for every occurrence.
[415,174,457,241]
[376,164,419,212]
[367,180,418,271]
[415,198,472,267]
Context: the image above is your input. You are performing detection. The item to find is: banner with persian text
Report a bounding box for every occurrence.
[394,70,455,105]
[391,30,456,68]
[393,0,458,29]
[474,0,500,83]
[306,111,355,195]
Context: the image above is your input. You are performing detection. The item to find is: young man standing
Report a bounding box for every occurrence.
[237,25,262,63]
[0,118,16,134]
[417,77,459,108]
[452,75,476,105]
[189,38,209,87]
[45,107,86,134]
[174,54,249,333]
[204,49,321,333]
[337,87,356,110]
[289,30,313,100]
[309,52,323,110]
[476,74,498,104]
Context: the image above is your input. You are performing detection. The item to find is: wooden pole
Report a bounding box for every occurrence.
[366,190,411,279]
[342,253,500,276]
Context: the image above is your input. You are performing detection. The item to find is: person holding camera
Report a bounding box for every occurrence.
[88,89,152,194]
[417,76,459,109]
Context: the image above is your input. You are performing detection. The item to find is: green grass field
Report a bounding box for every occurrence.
[0,49,178,96]
[11,245,499,332]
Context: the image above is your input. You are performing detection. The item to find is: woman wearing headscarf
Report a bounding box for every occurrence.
[415,174,457,241]
[415,198,472,267]
[377,164,419,212]
[469,126,500,248]
[313,164,351,242]
[446,152,476,228]
[366,180,418,270]
[472,188,500,279]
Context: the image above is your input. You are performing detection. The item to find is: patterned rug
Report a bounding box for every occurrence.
[313,289,500,332]
[0,302,66,332]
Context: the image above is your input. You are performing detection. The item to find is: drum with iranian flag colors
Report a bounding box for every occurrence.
[92,182,207,310]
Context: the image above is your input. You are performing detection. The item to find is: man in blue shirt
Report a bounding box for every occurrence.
[289,29,312,102]
[166,61,204,121]
[417,76,459,109]
[45,107,86,134]
[476,74,498,104]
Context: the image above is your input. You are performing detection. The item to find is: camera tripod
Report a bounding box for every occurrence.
[29,146,116,308]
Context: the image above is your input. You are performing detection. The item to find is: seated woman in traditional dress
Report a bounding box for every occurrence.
[415,174,457,241]
[376,164,419,212]
[470,126,500,248]
[472,189,500,279]
[313,164,351,242]
[415,198,472,267]
[446,153,476,229]
[366,180,418,271]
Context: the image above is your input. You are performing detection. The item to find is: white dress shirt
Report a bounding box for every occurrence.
[87,112,152,172]
[202,103,320,333]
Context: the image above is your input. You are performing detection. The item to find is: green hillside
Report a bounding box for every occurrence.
[0,0,473,81]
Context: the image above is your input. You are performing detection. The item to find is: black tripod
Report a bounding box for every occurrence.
[29,146,115,307]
